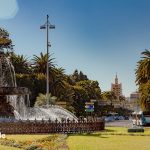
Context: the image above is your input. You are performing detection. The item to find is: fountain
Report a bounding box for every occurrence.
[0,51,77,121]
[0,28,77,122]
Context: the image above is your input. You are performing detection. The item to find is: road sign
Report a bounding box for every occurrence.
[85,108,94,112]
[85,102,94,113]
[90,99,97,102]
[85,105,94,109]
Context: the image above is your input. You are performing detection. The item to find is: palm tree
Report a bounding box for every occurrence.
[35,93,57,106]
[32,52,55,74]
[135,49,150,85]
[11,53,29,74]
[135,49,150,110]
[139,81,150,110]
[50,67,66,97]
[32,53,68,98]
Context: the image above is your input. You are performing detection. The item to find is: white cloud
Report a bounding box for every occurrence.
[0,0,18,19]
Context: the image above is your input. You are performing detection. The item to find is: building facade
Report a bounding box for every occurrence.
[111,74,122,99]
[130,91,140,102]
[129,91,141,111]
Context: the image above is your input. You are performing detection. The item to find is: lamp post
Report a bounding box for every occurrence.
[40,15,55,106]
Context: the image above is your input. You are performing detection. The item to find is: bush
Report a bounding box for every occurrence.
[25,145,39,150]
[128,128,144,133]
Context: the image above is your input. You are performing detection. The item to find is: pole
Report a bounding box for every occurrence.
[46,15,49,106]
[40,15,55,107]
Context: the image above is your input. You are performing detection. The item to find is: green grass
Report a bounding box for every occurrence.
[67,134,150,150]
[67,127,150,150]
[6,134,50,141]
[0,144,20,150]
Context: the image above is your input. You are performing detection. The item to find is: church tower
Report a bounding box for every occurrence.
[111,73,122,99]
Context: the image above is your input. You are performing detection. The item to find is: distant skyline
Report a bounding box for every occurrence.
[1,0,150,96]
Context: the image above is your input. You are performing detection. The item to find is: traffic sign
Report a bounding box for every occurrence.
[85,105,94,109]
[85,108,94,112]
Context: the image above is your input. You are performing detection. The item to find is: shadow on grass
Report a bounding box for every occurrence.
[102,129,116,133]
[67,128,117,138]
[67,132,109,138]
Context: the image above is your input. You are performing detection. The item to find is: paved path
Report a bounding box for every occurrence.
[105,120,133,127]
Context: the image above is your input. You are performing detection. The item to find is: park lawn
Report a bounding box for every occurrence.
[67,127,150,150]
[67,134,150,150]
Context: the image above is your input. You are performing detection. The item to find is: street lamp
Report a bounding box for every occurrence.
[40,15,55,106]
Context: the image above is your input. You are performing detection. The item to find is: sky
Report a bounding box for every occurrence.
[0,0,150,97]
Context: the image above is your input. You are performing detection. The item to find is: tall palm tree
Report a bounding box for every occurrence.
[135,49,150,85]
[135,49,150,110]
[32,52,55,74]
[138,80,150,110]
[50,67,66,97]
[32,53,67,98]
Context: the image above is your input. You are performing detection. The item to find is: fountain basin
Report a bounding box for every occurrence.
[0,87,30,95]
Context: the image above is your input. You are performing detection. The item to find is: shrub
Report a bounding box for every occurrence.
[25,144,39,150]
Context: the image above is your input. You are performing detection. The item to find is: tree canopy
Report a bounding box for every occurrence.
[0,28,12,49]
[135,49,150,110]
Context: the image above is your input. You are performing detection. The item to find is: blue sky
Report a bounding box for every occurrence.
[0,0,150,97]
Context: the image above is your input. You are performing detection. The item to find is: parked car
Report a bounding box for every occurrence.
[118,116,125,120]
[105,116,115,122]
[114,115,120,120]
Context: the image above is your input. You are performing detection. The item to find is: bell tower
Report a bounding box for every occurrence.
[111,73,122,99]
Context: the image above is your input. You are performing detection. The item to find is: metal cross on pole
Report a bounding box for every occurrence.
[40,15,55,106]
